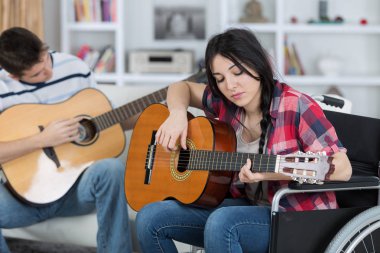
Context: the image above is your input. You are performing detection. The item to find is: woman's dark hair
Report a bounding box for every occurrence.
[205,28,274,154]
[0,27,48,77]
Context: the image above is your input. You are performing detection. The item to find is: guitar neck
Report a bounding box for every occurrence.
[93,87,168,131]
[186,150,278,173]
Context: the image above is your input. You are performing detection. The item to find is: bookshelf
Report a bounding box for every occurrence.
[61,0,124,86]
[60,0,197,87]
[220,0,380,117]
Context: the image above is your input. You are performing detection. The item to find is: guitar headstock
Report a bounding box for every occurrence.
[277,151,333,184]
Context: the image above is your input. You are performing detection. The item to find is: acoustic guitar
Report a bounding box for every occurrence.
[125,104,333,211]
[0,87,167,205]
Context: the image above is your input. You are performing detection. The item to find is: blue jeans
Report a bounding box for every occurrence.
[136,199,271,253]
[0,158,132,253]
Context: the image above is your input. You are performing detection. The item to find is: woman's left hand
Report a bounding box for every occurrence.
[239,158,266,183]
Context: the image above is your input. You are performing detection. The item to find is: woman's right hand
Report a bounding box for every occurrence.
[38,118,82,147]
[156,109,188,151]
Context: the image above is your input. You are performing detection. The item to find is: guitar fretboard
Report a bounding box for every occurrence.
[93,87,168,131]
[185,150,277,173]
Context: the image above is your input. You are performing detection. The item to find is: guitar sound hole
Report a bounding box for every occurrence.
[75,118,98,145]
[177,149,190,173]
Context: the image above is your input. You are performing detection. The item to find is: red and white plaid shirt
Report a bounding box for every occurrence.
[202,81,346,211]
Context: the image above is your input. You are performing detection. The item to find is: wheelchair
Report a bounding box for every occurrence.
[270,110,380,253]
[184,70,380,252]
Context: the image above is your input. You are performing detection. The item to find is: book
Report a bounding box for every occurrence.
[291,43,305,75]
[94,45,115,73]
[101,0,111,22]
[284,36,292,75]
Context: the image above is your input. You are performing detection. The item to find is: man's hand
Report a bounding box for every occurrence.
[38,118,82,147]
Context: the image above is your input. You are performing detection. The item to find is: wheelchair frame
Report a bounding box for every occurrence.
[270,109,380,253]
[270,178,380,253]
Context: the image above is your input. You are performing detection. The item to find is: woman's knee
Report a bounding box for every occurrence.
[136,202,164,240]
[136,202,165,229]
[205,207,233,233]
[136,201,180,237]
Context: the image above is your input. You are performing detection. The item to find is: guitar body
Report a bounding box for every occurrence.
[125,104,236,211]
[0,88,125,205]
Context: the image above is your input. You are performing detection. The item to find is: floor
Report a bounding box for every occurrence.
[6,238,96,253]
[5,237,205,253]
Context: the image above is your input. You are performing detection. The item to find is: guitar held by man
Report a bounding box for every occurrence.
[0,87,168,205]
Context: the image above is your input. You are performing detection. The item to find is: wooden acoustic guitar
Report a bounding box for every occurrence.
[0,87,167,205]
[125,104,334,211]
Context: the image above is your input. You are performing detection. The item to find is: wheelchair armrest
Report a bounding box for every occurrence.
[272,176,380,212]
[288,176,380,190]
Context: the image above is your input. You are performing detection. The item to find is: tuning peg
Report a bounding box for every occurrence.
[291,176,301,184]
[316,180,324,185]
[306,178,314,184]
[293,177,307,184]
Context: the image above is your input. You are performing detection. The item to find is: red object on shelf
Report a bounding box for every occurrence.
[360,18,368,25]
[290,16,298,24]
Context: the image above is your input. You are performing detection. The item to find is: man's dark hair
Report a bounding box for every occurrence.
[0,27,49,77]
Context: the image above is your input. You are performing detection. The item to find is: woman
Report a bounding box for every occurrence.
[135,28,352,253]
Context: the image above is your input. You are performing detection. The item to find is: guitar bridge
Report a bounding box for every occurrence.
[144,131,157,184]
[39,126,61,168]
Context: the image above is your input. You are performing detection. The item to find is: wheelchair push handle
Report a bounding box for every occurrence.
[313,95,345,108]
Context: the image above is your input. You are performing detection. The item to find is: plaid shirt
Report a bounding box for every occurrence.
[202,81,345,211]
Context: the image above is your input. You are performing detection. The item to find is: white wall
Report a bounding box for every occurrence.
[43,0,60,51]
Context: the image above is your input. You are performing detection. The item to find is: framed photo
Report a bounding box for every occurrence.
[154,6,205,40]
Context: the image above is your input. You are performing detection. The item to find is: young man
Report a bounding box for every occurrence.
[0,27,132,253]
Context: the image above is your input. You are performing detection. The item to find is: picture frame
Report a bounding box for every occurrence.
[154,6,205,40]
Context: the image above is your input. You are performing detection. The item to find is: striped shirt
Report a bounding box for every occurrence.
[202,80,345,211]
[0,51,96,111]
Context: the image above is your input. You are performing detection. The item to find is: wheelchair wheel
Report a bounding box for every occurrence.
[325,206,380,253]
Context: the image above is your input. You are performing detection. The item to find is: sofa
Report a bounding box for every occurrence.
[2,84,195,253]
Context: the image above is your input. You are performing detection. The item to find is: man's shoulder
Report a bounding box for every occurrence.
[51,51,81,63]
[0,68,21,89]
[51,51,90,73]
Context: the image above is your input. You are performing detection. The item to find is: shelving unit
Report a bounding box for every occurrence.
[221,0,380,85]
[59,0,379,116]
[220,0,380,117]
[61,0,124,86]
[60,0,190,86]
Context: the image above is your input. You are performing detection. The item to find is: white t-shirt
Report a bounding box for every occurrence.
[0,51,96,111]
[236,125,269,205]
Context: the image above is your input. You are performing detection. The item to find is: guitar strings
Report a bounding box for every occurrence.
[146,152,317,163]
[141,146,323,168]
[144,157,313,169]
[145,155,316,162]
[145,160,298,167]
